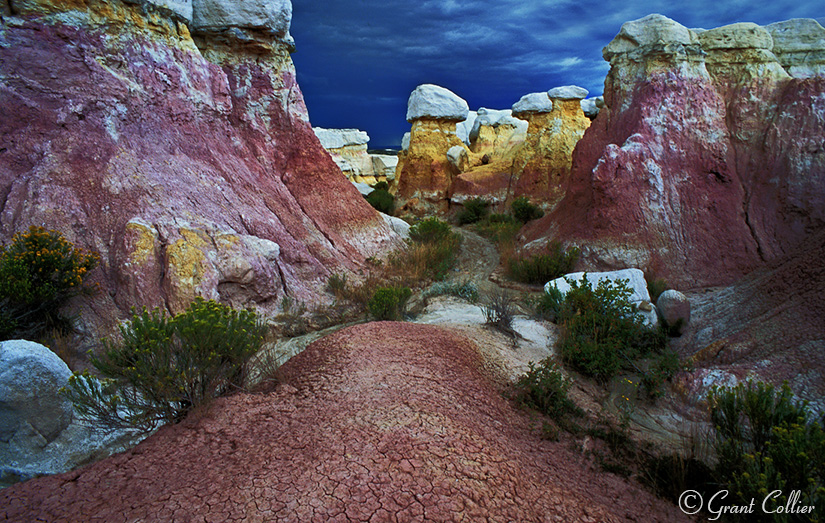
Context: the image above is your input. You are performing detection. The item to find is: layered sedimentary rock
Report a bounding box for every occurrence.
[467,108,527,156]
[448,108,528,205]
[313,128,374,183]
[510,87,591,210]
[0,0,398,336]
[524,14,825,287]
[393,84,470,215]
[766,18,825,78]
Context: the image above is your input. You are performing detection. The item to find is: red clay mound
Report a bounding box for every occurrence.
[1,323,691,522]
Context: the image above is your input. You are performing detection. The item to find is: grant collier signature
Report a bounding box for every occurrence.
[679,489,816,520]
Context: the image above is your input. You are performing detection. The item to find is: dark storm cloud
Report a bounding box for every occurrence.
[291,0,824,147]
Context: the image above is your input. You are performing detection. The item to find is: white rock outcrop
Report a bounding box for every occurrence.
[371,155,398,181]
[406,84,470,122]
[580,96,604,119]
[545,269,658,326]
[547,85,589,100]
[512,92,553,115]
[313,128,369,149]
[313,128,377,183]
[766,18,825,78]
[469,108,528,143]
[192,0,292,37]
[456,110,478,145]
[146,0,193,21]
[603,13,700,60]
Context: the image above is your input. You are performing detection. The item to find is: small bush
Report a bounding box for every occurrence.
[424,280,479,303]
[326,272,348,298]
[408,217,453,244]
[373,181,389,191]
[535,284,565,322]
[0,226,99,340]
[481,288,517,336]
[640,350,681,398]
[63,298,266,431]
[507,241,579,284]
[368,286,411,321]
[511,196,544,223]
[393,218,461,281]
[515,359,582,420]
[366,188,394,214]
[645,273,669,303]
[456,197,490,225]
[557,276,666,383]
[708,381,825,521]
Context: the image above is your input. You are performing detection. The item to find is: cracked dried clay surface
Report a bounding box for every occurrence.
[1,322,692,522]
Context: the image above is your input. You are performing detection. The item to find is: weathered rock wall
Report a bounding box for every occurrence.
[0,0,398,336]
[524,14,825,287]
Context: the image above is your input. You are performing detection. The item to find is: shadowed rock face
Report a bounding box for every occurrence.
[524,14,825,288]
[0,0,398,335]
[0,322,692,522]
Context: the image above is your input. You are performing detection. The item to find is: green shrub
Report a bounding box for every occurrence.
[511,196,544,223]
[424,280,479,303]
[475,215,521,249]
[63,298,266,431]
[394,218,461,281]
[640,350,681,398]
[645,273,669,303]
[507,241,579,284]
[0,226,99,340]
[368,286,412,321]
[373,181,389,191]
[366,188,394,214]
[708,381,824,521]
[557,276,666,383]
[535,284,565,322]
[515,359,582,420]
[456,197,490,225]
[408,217,453,244]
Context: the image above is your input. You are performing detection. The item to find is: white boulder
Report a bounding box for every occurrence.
[545,269,658,326]
[192,0,291,36]
[0,340,72,445]
[401,132,411,151]
[456,110,478,144]
[351,181,373,196]
[656,289,691,334]
[406,84,469,123]
[313,128,369,149]
[512,92,553,116]
[381,213,410,239]
[446,145,469,172]
[547,85,589,100]
[580,96,604,119]
[371,154,398,181]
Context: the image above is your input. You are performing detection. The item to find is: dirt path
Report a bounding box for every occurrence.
[1,323,693,522]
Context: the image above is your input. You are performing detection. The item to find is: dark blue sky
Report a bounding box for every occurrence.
[291,1,824,148]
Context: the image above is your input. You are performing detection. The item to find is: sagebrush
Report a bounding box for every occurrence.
[63,298,266,431]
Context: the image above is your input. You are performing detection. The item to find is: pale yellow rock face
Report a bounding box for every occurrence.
[470,124,525,157]
[511,100,590,209]
[326,143,377,183]
[393,119,469,216]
